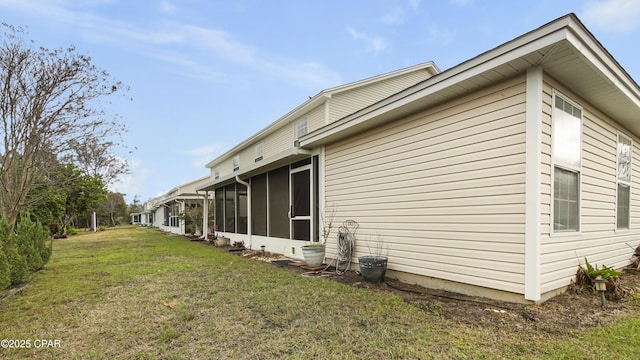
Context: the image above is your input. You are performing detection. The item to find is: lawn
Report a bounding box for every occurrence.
[1,226,639,359]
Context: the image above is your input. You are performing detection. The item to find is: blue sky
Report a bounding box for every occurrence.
[1,0,639,204]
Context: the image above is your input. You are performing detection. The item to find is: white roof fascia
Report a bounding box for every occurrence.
[146,176,210,206]
[197,147,312,191]
[204,62,440,169]
[564,26,640,107]
[299,31,566,148]
[299,14,640,148]
[204,94,329,169]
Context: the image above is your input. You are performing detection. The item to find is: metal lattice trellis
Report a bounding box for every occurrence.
[333,219,358,274]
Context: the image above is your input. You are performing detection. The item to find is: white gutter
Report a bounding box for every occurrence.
[195,190,209,240]
[176,200,185,235]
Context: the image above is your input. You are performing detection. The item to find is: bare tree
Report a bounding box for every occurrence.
[97,192,128,227]
[0,23,129,226]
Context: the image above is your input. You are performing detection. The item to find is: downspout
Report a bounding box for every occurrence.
[196,190,209,240]
[177,200,185,235]
[235,176,251,249]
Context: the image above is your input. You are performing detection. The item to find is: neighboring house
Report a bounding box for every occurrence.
[198,14,640,303]
[143,176,212,236]
[138,200,155,227]
[130,213,142,225]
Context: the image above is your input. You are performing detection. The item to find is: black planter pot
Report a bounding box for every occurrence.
[358,256,388,283]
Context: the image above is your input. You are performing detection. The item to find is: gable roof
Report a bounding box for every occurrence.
[146,176,210,209]
[299,13,640,148]
[204,61,440,169]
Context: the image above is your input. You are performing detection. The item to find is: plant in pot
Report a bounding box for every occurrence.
[301,243,325,267]
[358,233,388,283]
[301,205,337,267]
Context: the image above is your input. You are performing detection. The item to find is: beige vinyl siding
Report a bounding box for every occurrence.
[325,75,528,294]
[328,69,431,124]
[539,77,640,294]
[261,124,295,160]
[214,159,234,178]
[209,69,431,180]
[214,124,295,179]
[237,146,257,168]
[307,104,325,132]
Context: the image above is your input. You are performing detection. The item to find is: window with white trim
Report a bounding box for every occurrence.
[617,133,632,230]
[233,155,240,172]
[552,93,582,233]
[294,117,308,139]
[214,167,220,179]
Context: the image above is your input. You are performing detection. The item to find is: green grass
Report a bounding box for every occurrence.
[1,226,639,359]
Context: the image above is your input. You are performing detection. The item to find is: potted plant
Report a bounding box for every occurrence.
[216,234,229,246]
[301,205,337,267]
[358,234,388,283]
[301,243,326,267]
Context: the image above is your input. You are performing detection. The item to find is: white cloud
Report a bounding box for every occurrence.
[263,59,343,89]
[347,27,388,53]
[159,0,175,14]
[408,0,421,9]
[149,50,227,82]
[449,0,474,6]
[582,0,640,32]
[110,158,151,201]
[183,25,256,64]
[381,8,406,25]
[0,0,341,89]
[183,143,227,168]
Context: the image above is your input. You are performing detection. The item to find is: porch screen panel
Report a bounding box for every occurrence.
[291,168,311,241]
[251,174,267,236]
[214,188,224,232]
[225,184,236,233]
[293,220,310,241]
[292,169,310,216]
[313,155,319,242]
[268,166,290,239]
[237,183,248,234]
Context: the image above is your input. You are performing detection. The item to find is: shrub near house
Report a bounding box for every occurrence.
[0,217,52,290]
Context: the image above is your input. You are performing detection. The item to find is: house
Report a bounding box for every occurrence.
[196,62,440,242]
[130,212,142,225]
[198,13,640,303]
[142,176,212,236]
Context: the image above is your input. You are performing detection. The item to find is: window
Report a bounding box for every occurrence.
[170,203,181,227]
[255,143,263,162]
[554,168,580,231]
[164,207,170,226]
[214,167,220,179]
[617,133,632,229]
[233,155,240,172]
[294,117,308,139]
[552,94,582,232]
[214,183,246,234]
